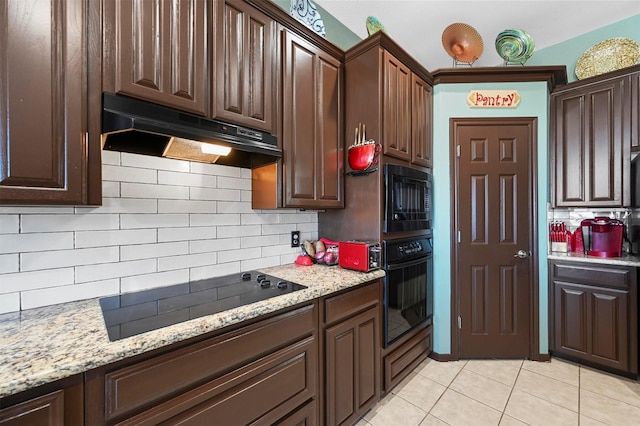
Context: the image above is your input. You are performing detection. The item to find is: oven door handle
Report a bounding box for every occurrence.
[386,254,431,270]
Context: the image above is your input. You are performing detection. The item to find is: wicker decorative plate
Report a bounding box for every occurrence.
[575,38,640,79]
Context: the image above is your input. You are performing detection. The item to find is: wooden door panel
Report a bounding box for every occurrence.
[588,88,617,202]
[383,51,411,161]
[555,95,586,204]
[411,75,432,167]
[115,0,207,115]
[590,289,628,369]
[0,0,86,203]
[455,119,535,358]
[555,283,588,354]
[317,56,342,204]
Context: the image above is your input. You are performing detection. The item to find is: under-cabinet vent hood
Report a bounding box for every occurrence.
[101,93,281,168]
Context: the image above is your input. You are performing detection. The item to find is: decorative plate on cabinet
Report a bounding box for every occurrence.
[495,29,535,64]
[441,23,484,64]
[575,38,640,79]
[366,16,386,36]
[290,0,326,37]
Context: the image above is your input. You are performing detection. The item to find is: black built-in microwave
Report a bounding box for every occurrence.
[384,164,432,233]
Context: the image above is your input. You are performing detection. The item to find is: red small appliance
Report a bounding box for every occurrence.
[338,241,381,272]
[580,217,624,258]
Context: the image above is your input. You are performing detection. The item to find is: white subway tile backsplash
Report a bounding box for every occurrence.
[158,199,216,214]
[0,268,75,293]
[75,198,157,214]
[189,187,241,201]
[189,213,240,227]
[190,262,240,281]
[217,201,254,214]
[0,215,19,233]
[0,232,74,254]
[120,214,189,229]
[121,152,190,172]
[0,293,20,314]
[121,182,189,200]
[21,214,119,233]
[75,259,157,283]
[158,170,217,188]
[217,247,261,264]
[102,164,157,184]
[158,226,217,242]
[0,254,19,273]
[75,229,157,248]
[21,279,120,310]
[217,176,250,190]
[158,252,217,272]
[21,247,120,272]
[190,162,242,177]
[217,225,262,238]
[121,242,189,261]
[189,237,240,254]
[121,269,189,293]
[0,153,318,313]
[102,181,121,198]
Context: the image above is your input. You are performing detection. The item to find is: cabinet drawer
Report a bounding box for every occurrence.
[117,337,317,426]
[384,326,431,392]
[550,262,634,290]
[324,282,379,324]
[104,304,316,421]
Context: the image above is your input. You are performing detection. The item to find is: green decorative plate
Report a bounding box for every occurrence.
[495,29,535,64]
[366,16,386,36]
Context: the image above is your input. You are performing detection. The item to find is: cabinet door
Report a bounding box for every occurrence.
[282,30,343,208]
[112,0,207,115]
[0,0,99,205]
[382,51,411,161]
[630,70,639,152]
[0,391,64,426]
[552,78,625,207]
[325,306,378,426]
[552,280,630,372]
[411,74,433,167]
[213,0,276,133]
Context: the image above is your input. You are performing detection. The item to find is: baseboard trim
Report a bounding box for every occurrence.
[429,351,457,362]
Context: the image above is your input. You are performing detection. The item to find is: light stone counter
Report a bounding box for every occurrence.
[0,264,385,398]
[547,253,640,267]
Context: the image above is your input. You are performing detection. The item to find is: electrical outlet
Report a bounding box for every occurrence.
[291,231,300,247]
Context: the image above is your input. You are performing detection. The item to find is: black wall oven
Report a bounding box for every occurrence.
[384,164,432,233]
[383,232,433,347]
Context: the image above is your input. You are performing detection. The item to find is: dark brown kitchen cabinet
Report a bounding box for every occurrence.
[280,29,343,208]
[549,260,638,375]
[0,375,83,426]
[213,0,277,133]
[343,32,433,170]
[411,74,433,167]
[629,68,640,152]
[0,0,102,205]
[103,0,208,115]
[382,51,412,161]
[550,66,638,207]
[85,303,318,425]
[322,282,380,426]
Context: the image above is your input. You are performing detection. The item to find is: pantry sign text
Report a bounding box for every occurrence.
[467,90,520,108]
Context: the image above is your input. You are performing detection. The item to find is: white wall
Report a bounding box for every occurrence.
[0,151,318,313]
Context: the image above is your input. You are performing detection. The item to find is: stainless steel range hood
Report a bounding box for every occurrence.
[101,93,281,168]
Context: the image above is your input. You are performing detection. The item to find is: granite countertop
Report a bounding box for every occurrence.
[0,264,385,398]
[547,252,640,267]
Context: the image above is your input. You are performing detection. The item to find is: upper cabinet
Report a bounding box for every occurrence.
[280,30,343,208]
[551,65,639,207]
[0,0,102,205]
[344,32,433,169]
[630,69,640,152]
[103,0,208,115]
[213,0,277,133]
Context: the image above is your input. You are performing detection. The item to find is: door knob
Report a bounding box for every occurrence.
[513,250,530,259]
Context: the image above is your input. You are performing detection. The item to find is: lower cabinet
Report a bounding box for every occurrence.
[382,325,432,393]
[85,303,318,425]
[549,260,638,375]
[0,375,83,426]
[322,281,381,426]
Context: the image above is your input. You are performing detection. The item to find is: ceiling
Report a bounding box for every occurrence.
[314,0,639,70]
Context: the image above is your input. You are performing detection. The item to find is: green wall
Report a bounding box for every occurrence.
[527,14,640,82]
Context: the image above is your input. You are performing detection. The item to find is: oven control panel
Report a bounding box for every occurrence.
[384,232,433,265]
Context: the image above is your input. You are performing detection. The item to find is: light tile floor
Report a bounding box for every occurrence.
[355,357,640,426]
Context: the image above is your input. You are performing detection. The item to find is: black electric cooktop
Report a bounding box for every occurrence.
[99,271,306,341]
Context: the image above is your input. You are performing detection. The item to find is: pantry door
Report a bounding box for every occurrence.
[452,117,539,359]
